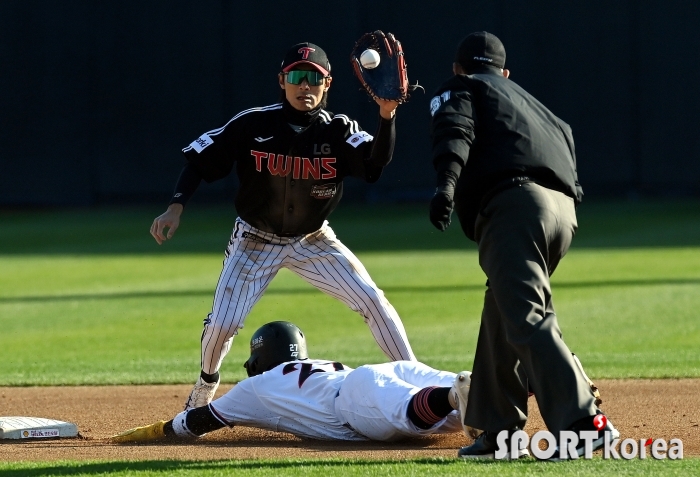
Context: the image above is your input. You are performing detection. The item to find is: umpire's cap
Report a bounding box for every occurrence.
[455,31,506,70]
[243,321,309,377]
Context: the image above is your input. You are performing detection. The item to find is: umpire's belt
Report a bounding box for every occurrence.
[479,176,534,210]
[479,175,573,210]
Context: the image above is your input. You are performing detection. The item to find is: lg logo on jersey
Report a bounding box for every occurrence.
[314,143,331,155]
[250,150,336,179]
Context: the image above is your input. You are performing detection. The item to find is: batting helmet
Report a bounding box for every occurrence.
[243,321,309,377]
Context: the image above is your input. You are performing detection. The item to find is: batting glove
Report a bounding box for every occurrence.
[429,172,457,231]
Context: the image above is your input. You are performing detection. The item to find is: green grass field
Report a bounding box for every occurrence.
[0,199,699,475]
[0,457,696,476]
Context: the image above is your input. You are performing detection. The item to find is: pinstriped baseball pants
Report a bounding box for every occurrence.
[200,218,416,374]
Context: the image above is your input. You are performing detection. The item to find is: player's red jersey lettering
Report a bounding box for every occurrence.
[251,150,336,179]
[268,154,292,176]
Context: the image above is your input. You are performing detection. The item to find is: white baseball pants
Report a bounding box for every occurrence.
[334,361,460,441]
[200,218,416,374]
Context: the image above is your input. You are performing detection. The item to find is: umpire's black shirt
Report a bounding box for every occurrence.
[430,65,583,241]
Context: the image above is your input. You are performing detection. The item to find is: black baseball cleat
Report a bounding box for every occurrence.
[457,429,529,460]
[546,412,620,461]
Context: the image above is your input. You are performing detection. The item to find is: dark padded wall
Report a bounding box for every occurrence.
[1,1,698,206]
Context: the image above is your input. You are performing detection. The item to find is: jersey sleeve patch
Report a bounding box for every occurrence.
[346,131,373,148]
[430,91,452,116]
[189,133,214,153]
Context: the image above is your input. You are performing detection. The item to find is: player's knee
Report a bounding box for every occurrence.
[358,287,390,310]
[202,320,238,342]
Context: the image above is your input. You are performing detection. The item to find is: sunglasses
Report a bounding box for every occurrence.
[284,70,327,86]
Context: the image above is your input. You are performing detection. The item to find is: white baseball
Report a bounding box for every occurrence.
[360,49,381,69]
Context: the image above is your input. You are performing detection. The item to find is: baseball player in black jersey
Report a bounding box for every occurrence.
[150,42,416,411]
[428,32,618,459]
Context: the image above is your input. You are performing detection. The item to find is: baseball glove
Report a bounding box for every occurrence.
[350,30,417,103]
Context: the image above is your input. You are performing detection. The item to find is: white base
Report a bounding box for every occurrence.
[0,416,78,439]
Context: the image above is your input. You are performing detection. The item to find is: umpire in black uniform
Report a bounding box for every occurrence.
[428,32,617,459]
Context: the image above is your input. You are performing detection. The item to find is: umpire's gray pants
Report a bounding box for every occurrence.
[464,182,598,435]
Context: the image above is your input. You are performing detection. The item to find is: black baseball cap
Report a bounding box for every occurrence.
[281,42,331,76]
[455,31,506,70]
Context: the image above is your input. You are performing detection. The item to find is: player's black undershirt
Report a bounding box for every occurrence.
[281,97,322,127]
[367,113,396,168]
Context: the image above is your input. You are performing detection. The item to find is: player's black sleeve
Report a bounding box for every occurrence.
[367,115,395,167]
[182,116,242,183]
[357,115,396,183]
[169,162,202,207]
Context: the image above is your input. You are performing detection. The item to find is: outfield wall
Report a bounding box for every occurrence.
[1,1,699,206]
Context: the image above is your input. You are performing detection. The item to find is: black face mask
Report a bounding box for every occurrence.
[281,96,324,127]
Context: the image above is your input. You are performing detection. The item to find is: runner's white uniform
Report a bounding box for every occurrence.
[207,360,461,441]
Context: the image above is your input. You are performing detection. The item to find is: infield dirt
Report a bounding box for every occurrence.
[1,379,698,461]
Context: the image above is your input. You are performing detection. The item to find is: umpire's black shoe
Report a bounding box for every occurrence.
[546,412,620,461]
[457,429,530,460]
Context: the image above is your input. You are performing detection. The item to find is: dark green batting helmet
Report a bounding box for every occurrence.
[243,321,309,377]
